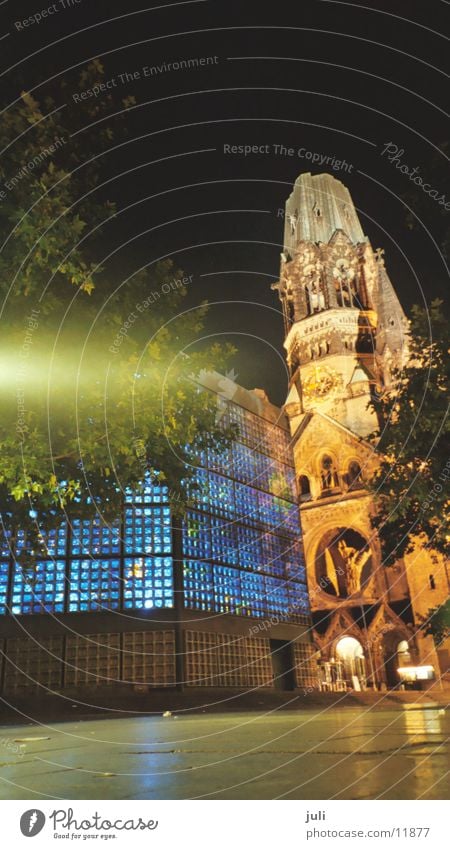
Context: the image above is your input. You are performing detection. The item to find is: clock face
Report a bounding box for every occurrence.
[303,366,340,400]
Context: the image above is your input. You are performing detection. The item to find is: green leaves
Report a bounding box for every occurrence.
[370,300,450,564]
[419,599,450,646]
[0,70,237,558]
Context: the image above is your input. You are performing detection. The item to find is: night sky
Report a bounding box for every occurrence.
[1,0,448,404]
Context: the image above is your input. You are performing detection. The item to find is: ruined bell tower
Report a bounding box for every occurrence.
[273,172,417,689]
[274,172,408,439]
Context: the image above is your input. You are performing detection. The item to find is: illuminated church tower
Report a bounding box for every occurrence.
[276,171,408,438]
[272,173,437,689]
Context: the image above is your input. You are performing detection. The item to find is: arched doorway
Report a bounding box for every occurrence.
[382,633,412,688]
[336,636,367,687]
[315,528,373,598]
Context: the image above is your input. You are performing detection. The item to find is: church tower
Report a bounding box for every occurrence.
[273,173,422,690]
[274,172,408,439]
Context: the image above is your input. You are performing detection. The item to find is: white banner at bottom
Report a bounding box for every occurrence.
[0,800,446,847]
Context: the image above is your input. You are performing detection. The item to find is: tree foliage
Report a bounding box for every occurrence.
[0,66,235,563]
[419,599,450,647]
[370,300,450,565]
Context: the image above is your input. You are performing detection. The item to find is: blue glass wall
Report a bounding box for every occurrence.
[0,482,174,616]
[182,401,309,624]
[0,400,309,624]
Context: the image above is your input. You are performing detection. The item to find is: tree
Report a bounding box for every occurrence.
[0,66,235,565]
[370,300,450,565]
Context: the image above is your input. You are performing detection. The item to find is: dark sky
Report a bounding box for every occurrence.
[1,0,448,404]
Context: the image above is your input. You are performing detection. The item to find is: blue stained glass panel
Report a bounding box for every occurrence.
[240,570,266,618]
[183,560,214,611]
[0,532,12,559]
[266,461,297,502]
[188,468,210,511]
[210,517,238,565]
[0,561,9,614]
[236,524,263,571]
[282,503,301,535]
[182,511,211,559]
[11,560,66,615]
[260,532,286,578]
[213,565,242,614]
[207,472,234,517]
[0,396,308,623]
[232,443,256,485]
[40,525,67,557]
[124,506,171,554]
[123,556,173,609]
[265,576,290,617]
[125,474,170,504]
[148,484,170,504]
[68,558,121,612]
[207,446,231,474]
[234,482,259,526]
[287,581,311,615]
[258,490,284,531]
[70,518,121,556]
[284,539,307,582]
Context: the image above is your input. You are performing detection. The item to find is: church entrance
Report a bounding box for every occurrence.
[382,633,412,688]
[335,636,367,688]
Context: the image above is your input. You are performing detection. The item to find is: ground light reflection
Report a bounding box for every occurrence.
[0,707,448,800]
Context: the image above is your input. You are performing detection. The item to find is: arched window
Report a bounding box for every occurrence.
[333,260,363,309]
[304,261,326,317]
[298,475,312,501]
[335,278,352,308]
[320,455,339,492]
[346,461,364,491]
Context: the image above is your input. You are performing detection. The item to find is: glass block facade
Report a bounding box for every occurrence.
[0,394,309,628]
[0,483,174,617]
[182,398,309,624]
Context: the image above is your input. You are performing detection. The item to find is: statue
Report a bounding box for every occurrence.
[310,281,326,312]
[337,540,371,595]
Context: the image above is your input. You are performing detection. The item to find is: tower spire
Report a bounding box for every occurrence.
[284,172,365,256]
[274,172,408,438]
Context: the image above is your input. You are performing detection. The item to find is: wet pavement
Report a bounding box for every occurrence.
[0,706,448,800]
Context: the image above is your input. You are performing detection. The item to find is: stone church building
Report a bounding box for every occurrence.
[273,172,449,689]
[0,172,447,701]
